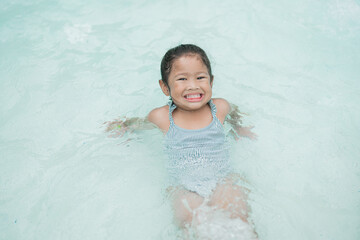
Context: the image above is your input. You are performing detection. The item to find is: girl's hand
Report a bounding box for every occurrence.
[230,126,258,141]
[104,117,156,137]
[235,126,258,140]
[104,118,130,137]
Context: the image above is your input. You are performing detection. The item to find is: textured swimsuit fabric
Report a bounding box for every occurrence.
[164,100,231,197]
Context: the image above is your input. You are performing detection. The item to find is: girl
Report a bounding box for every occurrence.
[106,44,257,235]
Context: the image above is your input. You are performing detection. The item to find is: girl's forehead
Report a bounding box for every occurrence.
[172,54,206,70]
[175,53,201,62]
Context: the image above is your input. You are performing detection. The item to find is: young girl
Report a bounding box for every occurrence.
[106,44,257,236]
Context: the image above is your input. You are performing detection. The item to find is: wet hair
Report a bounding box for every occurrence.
[160,44,213,88]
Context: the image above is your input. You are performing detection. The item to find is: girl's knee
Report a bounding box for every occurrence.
[171,190,204,227]
[210,183,250,221]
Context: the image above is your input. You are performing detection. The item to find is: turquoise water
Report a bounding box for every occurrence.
[1,0,360,239]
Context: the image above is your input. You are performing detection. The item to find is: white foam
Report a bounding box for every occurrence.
[185,205,258,240]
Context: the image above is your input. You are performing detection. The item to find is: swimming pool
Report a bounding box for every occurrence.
[1,0,359,239]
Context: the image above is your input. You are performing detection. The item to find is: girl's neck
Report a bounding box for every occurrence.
[172,102,213,129]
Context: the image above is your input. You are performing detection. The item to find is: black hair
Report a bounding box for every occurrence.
[160,44,213,88]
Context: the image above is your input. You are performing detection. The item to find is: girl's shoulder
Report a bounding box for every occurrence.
[212,98,231,124]
[147,105,170,132]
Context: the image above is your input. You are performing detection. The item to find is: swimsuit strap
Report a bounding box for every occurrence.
[168,100,176,126]
[208,99,217,118]
[168,99,216,125]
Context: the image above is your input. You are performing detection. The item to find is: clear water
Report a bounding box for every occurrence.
[1,0,360,239]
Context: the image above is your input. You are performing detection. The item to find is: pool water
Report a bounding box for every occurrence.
[1,0,360,239]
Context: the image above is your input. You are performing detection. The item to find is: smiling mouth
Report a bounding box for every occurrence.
[184,93,203,102]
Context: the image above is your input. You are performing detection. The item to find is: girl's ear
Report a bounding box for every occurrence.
[210,75,214,88]
[159,80,170,96]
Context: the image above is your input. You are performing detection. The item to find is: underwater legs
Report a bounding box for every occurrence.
[209,180,250,222]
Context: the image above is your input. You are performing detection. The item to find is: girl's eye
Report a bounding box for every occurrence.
[178,78,186,81]
[197,76,206,80]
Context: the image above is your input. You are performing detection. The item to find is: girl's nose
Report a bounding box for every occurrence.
[187,78,199,90]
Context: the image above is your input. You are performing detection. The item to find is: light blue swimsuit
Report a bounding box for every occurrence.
[164,100,231,197]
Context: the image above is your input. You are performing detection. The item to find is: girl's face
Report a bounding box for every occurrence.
[160,54,213,112]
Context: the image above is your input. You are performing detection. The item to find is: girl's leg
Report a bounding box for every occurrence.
[169,187,205,228]
[208,178,250,222]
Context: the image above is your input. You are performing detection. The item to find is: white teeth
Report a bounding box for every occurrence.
[186,94,201,98]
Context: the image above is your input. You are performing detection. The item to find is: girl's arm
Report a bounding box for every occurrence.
[104,117,156,137]
[213,98,257,140]
[104,105,169,137]
[225,103,258,140]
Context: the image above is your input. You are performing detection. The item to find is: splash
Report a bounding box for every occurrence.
[185,204,258,240]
